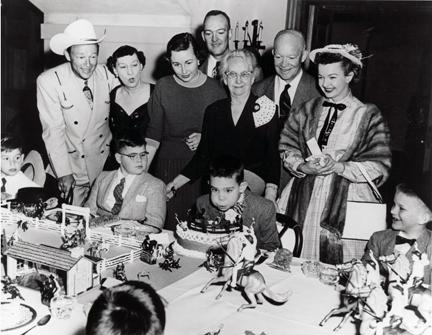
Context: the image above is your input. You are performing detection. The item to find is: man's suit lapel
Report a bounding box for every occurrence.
[121,173,147,218]
[97,171,117,212]
[87,68,110,135]
[63,65,92,133]
[292,72,307,108]
[199,58,210,76]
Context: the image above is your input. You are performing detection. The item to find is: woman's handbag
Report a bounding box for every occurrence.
[342,164,387,240]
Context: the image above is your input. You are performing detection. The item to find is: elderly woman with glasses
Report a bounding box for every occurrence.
[167,49,280,203]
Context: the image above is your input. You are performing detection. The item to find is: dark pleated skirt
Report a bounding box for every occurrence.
[153,157,201,231]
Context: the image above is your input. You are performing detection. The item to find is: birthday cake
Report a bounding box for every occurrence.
[175,207,243,258]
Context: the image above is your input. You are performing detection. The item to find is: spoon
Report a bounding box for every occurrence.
[20,314,51,335]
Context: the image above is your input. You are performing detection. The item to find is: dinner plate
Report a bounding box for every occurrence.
[111,220,162,239]
[0,301,37,331]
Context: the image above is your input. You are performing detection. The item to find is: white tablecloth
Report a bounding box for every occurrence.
[2,259,357,335]
[159,259,356,335]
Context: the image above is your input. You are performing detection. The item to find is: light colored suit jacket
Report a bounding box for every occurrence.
[252,71,321,110]
[85,171,166,229]
[37,62,116,185]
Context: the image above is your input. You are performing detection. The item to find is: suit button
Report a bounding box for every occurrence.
[105,117,108,121]
[101,150,104,154]
[74,121,78,125]
[99,134,103,138]
[82,138,85,142]
[81,155,85,158]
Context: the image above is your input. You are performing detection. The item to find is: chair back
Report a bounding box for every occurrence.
[276,213,303,257]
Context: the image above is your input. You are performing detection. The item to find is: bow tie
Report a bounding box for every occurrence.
[395,235,416,246]
[323,101,346,110]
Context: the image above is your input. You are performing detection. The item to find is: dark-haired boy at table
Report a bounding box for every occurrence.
[362,183,432,285]
[1,136,40,201]
[85,133,166,229]
[86,280,165,335]
[195,155,280,251]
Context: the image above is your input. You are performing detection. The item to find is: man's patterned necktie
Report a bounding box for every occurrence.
[112,178,125,215]
[83,80,94,109]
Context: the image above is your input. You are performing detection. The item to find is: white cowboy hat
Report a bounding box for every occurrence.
[309,44,363,68]
[21,150,46,187]
[50,19,105,55]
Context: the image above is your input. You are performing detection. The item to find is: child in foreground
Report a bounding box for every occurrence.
[86,281,165,335]
[195,155,280,251]
[362,183,432,284]
[1,136,40,200]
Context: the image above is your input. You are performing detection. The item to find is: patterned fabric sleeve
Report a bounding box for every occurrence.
[279,106,307,178]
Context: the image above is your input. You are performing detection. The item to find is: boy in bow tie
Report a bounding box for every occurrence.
[362,183,432,284]
[85,133,166,228]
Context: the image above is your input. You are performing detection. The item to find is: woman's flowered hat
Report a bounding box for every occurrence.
[309,44,364,68]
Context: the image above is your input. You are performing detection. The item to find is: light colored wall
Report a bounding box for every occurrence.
[40,0,287,82]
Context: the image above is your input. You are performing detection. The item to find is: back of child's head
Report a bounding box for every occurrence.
[1,135,23,154]
[209,155,244,184]
[86,281,165,335]
[113,132,147,154]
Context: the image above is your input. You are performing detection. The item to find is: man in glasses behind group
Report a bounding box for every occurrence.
[86,133,166,229]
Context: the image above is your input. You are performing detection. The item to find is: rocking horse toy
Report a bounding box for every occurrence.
[200,226,291,312]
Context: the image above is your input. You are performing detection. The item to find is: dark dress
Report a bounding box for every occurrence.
[109,84,155,138]
[104,84,155,170]
[146,75,226,230]
[181,94,281,186]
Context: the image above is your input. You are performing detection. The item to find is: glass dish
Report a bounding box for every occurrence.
[301,261,321,278]
[319,265,339,285]
[50,295,76,319]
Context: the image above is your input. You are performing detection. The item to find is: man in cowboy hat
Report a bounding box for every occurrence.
[37,19,117,206]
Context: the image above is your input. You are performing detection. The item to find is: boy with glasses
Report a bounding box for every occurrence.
[85,133,166,228]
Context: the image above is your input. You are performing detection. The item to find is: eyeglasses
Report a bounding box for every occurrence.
[225,71,253,81]
[118,151,149,161]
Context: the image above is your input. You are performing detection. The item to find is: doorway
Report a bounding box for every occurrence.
[300,1,432,206]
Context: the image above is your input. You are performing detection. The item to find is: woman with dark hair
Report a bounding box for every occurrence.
[146,33,226,229]
[106,45,153,139]
[278,44,391,264]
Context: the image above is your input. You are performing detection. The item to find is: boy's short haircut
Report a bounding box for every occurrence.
[396,183,432,221]
[113,132,147,154]
[396,183,418,198]
[1,135,24,153]
[209,155,244,184]
[86,281,165,335]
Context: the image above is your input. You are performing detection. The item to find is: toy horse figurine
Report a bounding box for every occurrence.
[200,227,291,312]
[320,256,387,332]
